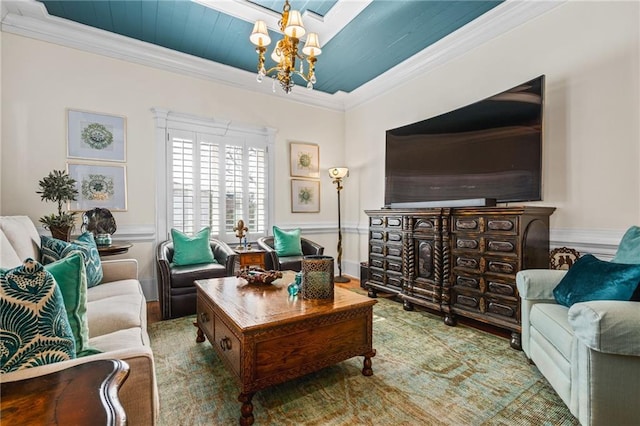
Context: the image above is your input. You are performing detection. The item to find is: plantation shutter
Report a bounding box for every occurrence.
[168,129,268,242]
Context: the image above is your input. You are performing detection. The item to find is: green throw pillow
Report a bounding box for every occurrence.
[44,252,101,358]
[171,227,216,266]
[41,233,103,288]
[553,254,640,307]
[0,258,76,373]
[612,226,640,264]
[273,226,303,257]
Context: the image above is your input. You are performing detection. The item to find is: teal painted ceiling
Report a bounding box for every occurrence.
[38,0,503,95]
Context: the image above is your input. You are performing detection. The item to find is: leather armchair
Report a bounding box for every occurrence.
[256,236,324,272]
[156,239,236,319]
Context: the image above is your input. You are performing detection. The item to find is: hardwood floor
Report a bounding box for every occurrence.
[146,276,362,325]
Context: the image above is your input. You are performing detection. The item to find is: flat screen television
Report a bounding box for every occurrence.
[385,75,544,208]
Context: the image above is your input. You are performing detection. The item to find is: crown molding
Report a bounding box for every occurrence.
[1,0,565,112]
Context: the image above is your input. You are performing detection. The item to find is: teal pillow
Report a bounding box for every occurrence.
[44,252,101,358]
[273,226,303,257]
[0,258,76,373]
[612,226,640,264]
[171,227,216,266]
[41,233,103,288]
[553,254,640,307]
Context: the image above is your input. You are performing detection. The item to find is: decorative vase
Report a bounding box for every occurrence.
[301,255,334,300]
[50,225,72,242]
[95,233,112,246]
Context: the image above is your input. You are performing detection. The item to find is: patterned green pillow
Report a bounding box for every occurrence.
[44,252,101,357]
[41,233,103,288]
[0,258,76,373]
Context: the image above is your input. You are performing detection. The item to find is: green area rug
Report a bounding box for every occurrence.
[149,296,578,425]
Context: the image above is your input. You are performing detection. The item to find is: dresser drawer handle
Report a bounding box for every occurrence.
[219,337,232,351]
[457,239,478,249]
[487,220,514,231]
[456,219,478,230]
[488,241,514,252]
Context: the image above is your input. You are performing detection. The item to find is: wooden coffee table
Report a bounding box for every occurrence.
[195,272,377,425]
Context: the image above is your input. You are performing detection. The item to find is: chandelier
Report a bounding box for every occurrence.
[249,0,322,94]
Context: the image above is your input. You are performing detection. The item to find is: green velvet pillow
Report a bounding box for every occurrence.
[0,258,76,373]
[171,227,216,266]
[44,252,101,358]
[612,226,640,264]
[553,254,640,307]
[273,226,303,257]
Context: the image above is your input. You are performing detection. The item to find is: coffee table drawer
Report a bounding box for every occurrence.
[215,317,241,376]
[196,295,215,340]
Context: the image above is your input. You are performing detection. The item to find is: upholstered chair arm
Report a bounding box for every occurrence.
[301,238,324,256]
[211,240,237,275]
[256,237,279,270]
[155,240,173,320]
[516,269,566,301]
[101,259,138,282]
[569,300,640,356]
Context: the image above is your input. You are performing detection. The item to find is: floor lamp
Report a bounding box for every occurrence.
[329,167,350,283]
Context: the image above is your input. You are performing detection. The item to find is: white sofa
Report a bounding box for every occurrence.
[517,269,640,426]
[0,216,158,425]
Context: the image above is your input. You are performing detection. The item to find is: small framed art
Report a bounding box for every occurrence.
[67,109,126,162]
[291,179,320,213]
[290,142,319,178]
[67,163,128,211]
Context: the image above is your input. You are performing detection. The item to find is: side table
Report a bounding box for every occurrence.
[234,247,266,273]
[0,359,130,425]
[98,242,133,257]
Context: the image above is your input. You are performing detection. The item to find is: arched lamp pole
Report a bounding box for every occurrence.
[329,167,350,283]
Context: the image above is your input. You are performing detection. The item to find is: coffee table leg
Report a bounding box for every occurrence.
[362,349,376,376]
[238,392,255,425]
[194,322,205,343]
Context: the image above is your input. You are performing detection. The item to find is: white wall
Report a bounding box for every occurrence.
[345,1,640,263]
[1,33,344,298]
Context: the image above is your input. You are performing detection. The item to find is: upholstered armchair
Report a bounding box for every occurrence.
[156,239,236,319]
[256,236,324,272]
[517,227,640,426]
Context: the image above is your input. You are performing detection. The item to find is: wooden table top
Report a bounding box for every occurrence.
[195,272,376,332]
[0,359,129,426]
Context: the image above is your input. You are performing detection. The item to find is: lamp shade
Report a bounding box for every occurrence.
[250,20,271,47]
[329,167,349,179]
[302,33,322,57]
[284,10,306,38]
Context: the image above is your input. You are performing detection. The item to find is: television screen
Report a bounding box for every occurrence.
[385,76,544,207]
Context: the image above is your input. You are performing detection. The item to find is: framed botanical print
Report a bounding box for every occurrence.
[290,142,319,178]
[291,179,320,213]
[67,109,126,162]
[67,163,128,211]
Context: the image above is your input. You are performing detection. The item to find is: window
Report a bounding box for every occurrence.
[155,109,274,244]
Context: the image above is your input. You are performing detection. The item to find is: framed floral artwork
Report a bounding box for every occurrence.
[67,109,126,162]
[290,142,319,178]
[67,163,128,211]
[291,179,320,213]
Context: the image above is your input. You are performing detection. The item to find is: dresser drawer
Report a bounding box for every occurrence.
[485,216,518,235]
[386,244,403,258]
[453,216,480,232]
[370,216,384,227]
[486,258,518,275]
[453,274,481,290]
[484,237,517,254]
[386,231,403,243]
[485,297,518,323]
[386,259,402,273]
[386,216,403,228]
[453,254,481,273]
[412,217,438,234]
[487,279,516,297]
[386,273,403,289]
[454,235,481,251]
[214,316,241,376]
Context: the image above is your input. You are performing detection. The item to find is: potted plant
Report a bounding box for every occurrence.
[36,169,79,241]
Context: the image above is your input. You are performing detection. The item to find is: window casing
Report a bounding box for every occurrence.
[155,110,274,244]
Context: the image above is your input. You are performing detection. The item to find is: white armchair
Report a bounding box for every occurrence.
[517,269,640,426]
